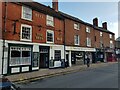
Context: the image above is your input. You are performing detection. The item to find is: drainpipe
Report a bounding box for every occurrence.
[63,19,66,68]
[2,2,7,75]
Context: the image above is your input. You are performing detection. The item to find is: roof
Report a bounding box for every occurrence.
[14,2,64,20]
[60,11,114,35]
[116,37,120,41]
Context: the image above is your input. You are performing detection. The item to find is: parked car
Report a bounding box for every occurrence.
[0,75,20,90]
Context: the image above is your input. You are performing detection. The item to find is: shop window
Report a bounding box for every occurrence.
[54,50,61,60]
[10,47,31,66]
[46,15,54,26]
[21,24,32,41]
[22,6,32,21]
[47,30,54,43]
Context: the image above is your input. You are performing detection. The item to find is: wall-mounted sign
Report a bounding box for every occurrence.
[35,33,43,40]
[56,37,62,41]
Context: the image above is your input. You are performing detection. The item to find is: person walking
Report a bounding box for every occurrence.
[86,57,90,67]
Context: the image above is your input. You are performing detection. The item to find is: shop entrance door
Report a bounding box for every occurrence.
[39,47,49,68]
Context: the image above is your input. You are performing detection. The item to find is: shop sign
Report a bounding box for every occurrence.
[66,46,96,52]
[35,33,43,40]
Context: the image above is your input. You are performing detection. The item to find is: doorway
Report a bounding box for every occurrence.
[39,46,49,68]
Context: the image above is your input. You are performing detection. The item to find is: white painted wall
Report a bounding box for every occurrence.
[0,40,2,75]
[69,51,72,67]
[50,45,65,60]
[32,44,39,70]
[3,42,8,74]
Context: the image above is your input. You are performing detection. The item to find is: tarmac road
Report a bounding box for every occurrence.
[19,63,118,88]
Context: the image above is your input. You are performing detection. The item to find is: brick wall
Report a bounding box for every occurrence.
[2,2,64,45]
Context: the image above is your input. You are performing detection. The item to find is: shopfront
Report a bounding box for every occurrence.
[8,44,32,74]
[96,49,104,62]
[71,51,84,65]
[66,46,96,67]
[106,49,116,62]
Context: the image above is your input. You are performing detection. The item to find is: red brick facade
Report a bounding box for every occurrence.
[2,2,64,45]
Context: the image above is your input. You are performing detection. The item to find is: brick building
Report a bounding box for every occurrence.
[0,1,115,75]
[0,2,65,75]
[59,12,115,66]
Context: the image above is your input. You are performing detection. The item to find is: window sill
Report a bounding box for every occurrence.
[46,41,54,44]
[21,17,32,22]
[20,39,32,42]
[47,24,54,27]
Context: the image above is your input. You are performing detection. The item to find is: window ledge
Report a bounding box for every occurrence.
[21,17,32,22]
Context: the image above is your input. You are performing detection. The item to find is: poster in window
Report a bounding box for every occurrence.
[33,52,39,67]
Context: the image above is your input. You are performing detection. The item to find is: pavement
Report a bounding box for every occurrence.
[6,62,118,84]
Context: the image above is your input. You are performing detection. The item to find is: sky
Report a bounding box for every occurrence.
[34,0,119,39]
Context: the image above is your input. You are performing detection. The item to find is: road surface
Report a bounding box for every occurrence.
[19,63,118,88]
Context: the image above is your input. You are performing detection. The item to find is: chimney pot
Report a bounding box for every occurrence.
[93,18,98,27]
[52,0,58,12]
[102,22,107,30]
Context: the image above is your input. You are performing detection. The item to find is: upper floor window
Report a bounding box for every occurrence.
[110,40,114,48]
[86,37,91,47]
[21,24,32,41]
[74,23,80,30]
[74,35,80,45]
[86,27,90,33]
[109,34,112,39]
[47,15,54,26]
[100,32,103,37]
[22,6,32,21]
[47,30,54,43]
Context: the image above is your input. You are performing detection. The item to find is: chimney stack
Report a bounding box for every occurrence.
[93,18,98,27]
[52,0,58,12]
[102,22,107,30]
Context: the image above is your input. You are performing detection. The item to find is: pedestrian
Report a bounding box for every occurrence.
[86,57,90,67]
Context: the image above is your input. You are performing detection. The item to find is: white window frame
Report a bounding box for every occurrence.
[86,37,91,47]
[21,24,32,42]
[74,23,80,30]
[74,35,80,45]
[46,15,54,27]
[110,40,114,48]
[100,32,103,37]
[22,6,32,21]
[86,27,90,33]
[46,30,54,43]
[10,46,31,66]
[109,34,112,39]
